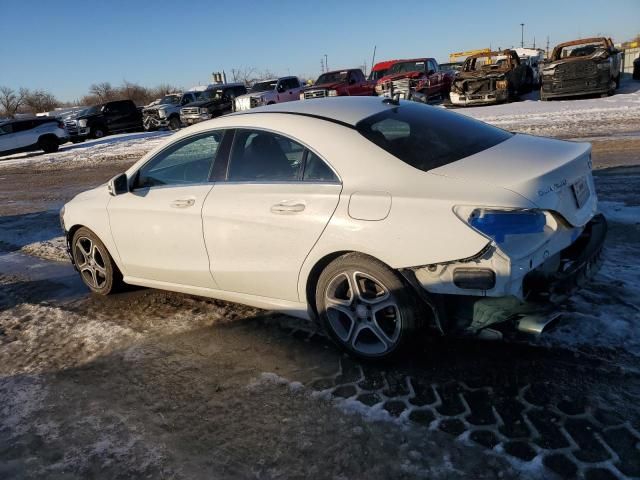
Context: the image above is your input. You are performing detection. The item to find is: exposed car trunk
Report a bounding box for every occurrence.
[429,134,596,227]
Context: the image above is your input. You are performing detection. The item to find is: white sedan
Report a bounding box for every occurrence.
[60,97,606,359]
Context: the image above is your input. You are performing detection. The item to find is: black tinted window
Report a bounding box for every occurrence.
[136,131,223,188]
[228,130,304,181]
[356,102,512,172]
[303,151,338,182]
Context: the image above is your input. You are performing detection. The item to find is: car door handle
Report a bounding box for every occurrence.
[170,198,195,208]
[271,202,305,214]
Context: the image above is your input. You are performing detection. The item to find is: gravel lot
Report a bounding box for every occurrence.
[1,88,640,479]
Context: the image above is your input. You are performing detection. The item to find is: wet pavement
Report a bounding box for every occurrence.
[0,157,639,479]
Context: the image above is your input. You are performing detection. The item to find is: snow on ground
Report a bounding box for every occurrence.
[454,80,640,138]
[0,130,172,169]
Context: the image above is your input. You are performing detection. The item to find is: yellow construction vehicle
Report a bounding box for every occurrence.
[449,48,492,63]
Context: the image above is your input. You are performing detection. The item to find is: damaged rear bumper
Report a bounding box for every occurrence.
[406,214,607,336]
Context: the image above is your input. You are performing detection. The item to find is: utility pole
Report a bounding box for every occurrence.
[546,36,550,58]
[324,54,328,72]
[520,23,525,48]
[533,36,536,49]
[320,57,325,73]
[370,45,377,72]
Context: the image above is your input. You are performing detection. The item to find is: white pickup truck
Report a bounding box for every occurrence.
[234,76,303,111]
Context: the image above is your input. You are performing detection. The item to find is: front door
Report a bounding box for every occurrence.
[202,129,342,301]
[108,130,226,288]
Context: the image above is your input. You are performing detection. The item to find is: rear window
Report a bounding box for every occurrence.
[355,102,512,172]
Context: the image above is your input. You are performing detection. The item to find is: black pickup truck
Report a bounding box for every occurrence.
[64,99,143,141]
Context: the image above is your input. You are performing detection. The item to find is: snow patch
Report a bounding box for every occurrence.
[598,201,640,224]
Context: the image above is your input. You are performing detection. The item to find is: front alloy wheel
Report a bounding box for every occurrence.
[71,227,121,294]
[316,253,420,359]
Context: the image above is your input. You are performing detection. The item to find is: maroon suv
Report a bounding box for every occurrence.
[375,58,453,102]
[300,69,374,100]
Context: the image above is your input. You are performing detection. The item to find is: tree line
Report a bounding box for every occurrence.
[0,81,181,118]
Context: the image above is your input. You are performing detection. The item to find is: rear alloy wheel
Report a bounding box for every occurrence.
[72,227,122,295]
[316,253,420,360]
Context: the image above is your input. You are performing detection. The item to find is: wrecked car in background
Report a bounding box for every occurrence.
[375,58,453,102]
[234,76,302,111]
[143,90,203,131]
[541,37,622,101]
[368,59,402,82]
[449,50,529,107]
[179,83,247,125]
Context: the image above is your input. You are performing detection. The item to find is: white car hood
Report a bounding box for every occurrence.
[430,134,597,227]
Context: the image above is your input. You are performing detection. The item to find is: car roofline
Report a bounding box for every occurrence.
[229,110,358,129]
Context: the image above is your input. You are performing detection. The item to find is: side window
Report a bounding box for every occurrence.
[135,131,224,188]
[235,86,247,96]
[227,129,305,181]
[0,124,13,135]
[303,151,338,183]
[428,60,438,73]
[12,121,31,133]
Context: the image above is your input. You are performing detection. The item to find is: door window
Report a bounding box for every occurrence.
[227,130,305,181]
[135,131,224,188]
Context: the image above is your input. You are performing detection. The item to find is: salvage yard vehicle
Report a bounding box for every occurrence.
[541,37,622,101]
[143,91,202,131]
[368,60,401,82]
[65,99,143,141]
[180,83,247,125]
[61,97,606,360]
[0,117,69,156]
[300,69,374,99]
[234,77,302,111]
[449,50,529,106]
[634,56,640,80]
[375,58,453,102]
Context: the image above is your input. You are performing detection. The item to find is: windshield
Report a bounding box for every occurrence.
[199,89,225,101]
[356,102,512,172]
[85,105,102,115]
[159,94,180,104]
[369,69,389,81]
[251,80,277,92]
[316,71,348,84]
[463,55,511,72]
[388,61,427,75]
[556,42,607,60]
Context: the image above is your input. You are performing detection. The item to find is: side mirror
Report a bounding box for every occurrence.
[277,84,286,92]
[107,173,128,196]
[348,78,357,85]
[427,69,436,76]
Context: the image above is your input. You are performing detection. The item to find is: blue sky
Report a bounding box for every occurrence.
[1,0,638,102]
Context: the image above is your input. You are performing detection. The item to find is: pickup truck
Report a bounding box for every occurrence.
[375,58,453,102]
[234,76,303,111]
[65,99,143,141]
[541,37,622,100]
[300,69,374,99]
[143,91,203,131]
[179,83,247,126]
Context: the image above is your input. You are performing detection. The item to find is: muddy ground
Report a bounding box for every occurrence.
[1,136,639,479]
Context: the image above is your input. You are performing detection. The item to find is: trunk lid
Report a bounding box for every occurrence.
[429,134,597,227]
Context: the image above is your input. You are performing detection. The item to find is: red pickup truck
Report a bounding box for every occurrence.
[300,68,375,99]
[375,58,453,102]
[368,60,402,82]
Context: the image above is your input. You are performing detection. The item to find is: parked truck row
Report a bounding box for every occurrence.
[1,36,630,157]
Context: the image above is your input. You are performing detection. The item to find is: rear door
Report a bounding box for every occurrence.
[202,128,342,301]
[104,101,129,132]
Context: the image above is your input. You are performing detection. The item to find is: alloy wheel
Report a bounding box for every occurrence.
[74,236,108,289]
[324,270,402,356]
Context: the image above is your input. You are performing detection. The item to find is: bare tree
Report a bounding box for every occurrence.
[89,82,116,102]
[0,86,28,118]
[230,66,257,86]
[24,89,59,114]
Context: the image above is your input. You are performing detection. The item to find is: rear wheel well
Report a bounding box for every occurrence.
[305,251,352,318]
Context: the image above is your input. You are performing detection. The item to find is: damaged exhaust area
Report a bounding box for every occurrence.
[407,213,607,339]
[541,37,621,101]
[449,50,522,106]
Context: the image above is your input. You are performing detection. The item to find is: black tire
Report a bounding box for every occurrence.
[91,125,107,139]
[615,74,620,89]
[169,116,181,130]
[315,253,421,360]
[71,227,123,295]
[39,135,59,153]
